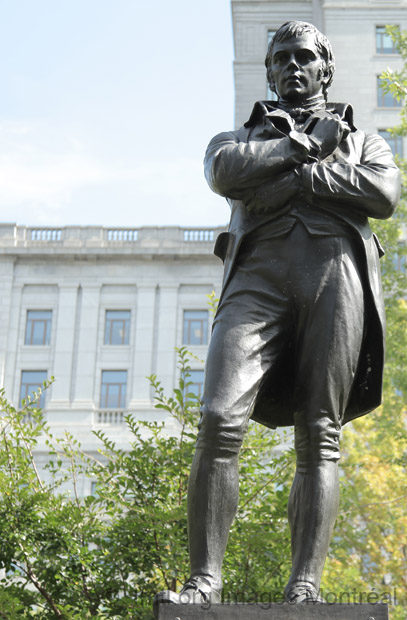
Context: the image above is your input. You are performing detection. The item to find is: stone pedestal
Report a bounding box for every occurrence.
[158,603,388,620]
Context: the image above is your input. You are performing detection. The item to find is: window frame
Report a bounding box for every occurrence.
[100,370,128,409]
[378,129,404,157]
[24,310,52,346]
[104,310,131,346]
[20,370,48,408]
[376,25,399,55]
[377,76,402,108]
[182,310,209,346]
[187,369,205,398]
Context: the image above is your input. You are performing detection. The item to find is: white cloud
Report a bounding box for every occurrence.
[0,123,229,227]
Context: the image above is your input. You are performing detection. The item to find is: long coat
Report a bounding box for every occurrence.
[204,101,401,428]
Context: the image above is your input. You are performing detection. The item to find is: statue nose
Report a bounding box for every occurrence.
[288,57,299,69]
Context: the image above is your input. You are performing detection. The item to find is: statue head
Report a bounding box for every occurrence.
[265,21,335,102]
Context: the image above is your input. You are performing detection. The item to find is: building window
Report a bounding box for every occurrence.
[376,26,398,54]
[378,129,403,156]
[104,310,130,345]
[188,370,205,398]
[25,310,52,345]
[100,370,127,409]
[377,77,402,108]
[20,370,48,408]
[183,310,208,345]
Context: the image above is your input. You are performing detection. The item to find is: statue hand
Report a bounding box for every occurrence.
[304,114,350,159]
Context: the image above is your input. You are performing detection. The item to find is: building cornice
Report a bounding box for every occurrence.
[0,224,226,259]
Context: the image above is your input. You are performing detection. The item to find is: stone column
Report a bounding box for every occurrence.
[153,285,179,395]
[129,285,157,408]
[312,0,324,31]
[71,284,101,412]
[0,260,19,401]
[47,285,79,409]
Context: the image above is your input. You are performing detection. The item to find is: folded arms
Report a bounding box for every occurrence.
[204,113,400,221]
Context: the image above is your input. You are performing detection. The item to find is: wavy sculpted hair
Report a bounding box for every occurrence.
[265,21,336,100]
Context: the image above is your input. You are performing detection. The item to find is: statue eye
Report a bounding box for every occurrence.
[273,52,287,64]
[296,50,315,64]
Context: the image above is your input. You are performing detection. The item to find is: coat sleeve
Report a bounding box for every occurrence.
[301,133,401,219]
[204,130,311,200]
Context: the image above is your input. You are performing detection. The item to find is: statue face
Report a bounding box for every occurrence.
[270,33,327,102]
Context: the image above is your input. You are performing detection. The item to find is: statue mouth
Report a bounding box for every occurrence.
[286,75,302,83]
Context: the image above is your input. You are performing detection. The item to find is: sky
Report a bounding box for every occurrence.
[0,0,235,228]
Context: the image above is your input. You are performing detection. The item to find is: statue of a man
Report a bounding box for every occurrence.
[154,20,400,611]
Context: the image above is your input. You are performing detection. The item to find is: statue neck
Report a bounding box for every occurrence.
[278,93,326,116]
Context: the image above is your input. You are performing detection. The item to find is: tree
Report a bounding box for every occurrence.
[0,349,295,618]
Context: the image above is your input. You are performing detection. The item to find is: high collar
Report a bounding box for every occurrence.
[244,99,356,132]
[278,93,326,116]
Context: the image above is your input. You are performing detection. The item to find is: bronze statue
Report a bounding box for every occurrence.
[154,20,400,612]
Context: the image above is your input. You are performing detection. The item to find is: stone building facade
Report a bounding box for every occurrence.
[0,225,224,492]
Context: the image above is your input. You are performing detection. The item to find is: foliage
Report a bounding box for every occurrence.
[322,409,407,617]
[206,290,220,316]
[0,349,295,618]
[381,26,407,137]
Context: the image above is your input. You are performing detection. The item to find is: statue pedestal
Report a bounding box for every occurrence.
[158,603,388,620]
